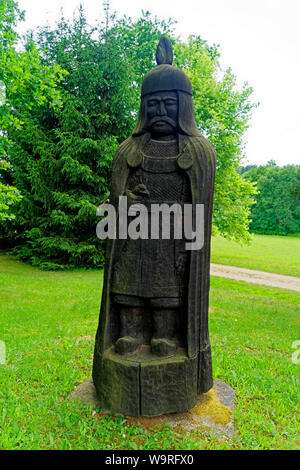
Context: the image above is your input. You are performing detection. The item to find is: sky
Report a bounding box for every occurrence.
[17,0,300,166]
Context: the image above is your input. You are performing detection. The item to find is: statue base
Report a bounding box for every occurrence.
[70,378,235,439]
[93,345,198,416]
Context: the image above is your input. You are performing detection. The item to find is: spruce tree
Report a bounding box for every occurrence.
[4,8,170,269]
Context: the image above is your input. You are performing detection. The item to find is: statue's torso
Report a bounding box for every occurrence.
[111,138,191,299]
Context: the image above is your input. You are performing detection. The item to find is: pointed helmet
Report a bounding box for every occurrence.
[141,37,193,97]
[134,37,200,137]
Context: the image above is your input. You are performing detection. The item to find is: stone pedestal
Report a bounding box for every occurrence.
[70,378,235,439]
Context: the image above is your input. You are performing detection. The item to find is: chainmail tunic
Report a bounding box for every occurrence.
[111,138,191,299]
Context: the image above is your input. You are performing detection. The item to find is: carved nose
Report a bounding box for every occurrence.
[157,101,166,116]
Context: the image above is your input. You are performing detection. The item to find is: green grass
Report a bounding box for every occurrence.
[0,254,299,450]
[211,234,300,277]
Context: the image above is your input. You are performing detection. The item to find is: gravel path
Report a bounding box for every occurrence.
[210,264,300,293]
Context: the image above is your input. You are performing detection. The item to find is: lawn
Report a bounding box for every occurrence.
[211,234,300,277]
[0,254,299,450]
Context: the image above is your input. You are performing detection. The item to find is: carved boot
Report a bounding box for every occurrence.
[151,309,178,356]
[115,307,143,355]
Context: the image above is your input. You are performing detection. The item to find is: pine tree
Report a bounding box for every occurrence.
[3,8,171,269]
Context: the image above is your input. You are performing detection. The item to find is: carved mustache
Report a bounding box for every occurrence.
[147,116,177,129]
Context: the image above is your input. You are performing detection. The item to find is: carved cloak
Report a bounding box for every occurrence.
[92,132,216,413]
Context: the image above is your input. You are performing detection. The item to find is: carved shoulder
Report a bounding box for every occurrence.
[112,137,133,170]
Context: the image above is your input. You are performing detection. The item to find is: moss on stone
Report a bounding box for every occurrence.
[191,388,232,425]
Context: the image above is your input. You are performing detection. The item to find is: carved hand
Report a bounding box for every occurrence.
[126,184,150,205]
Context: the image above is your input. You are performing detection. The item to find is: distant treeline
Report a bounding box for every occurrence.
[240,162,300,235]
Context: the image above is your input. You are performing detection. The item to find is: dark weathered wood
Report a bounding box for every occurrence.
[93,37,216,417]
[94,346,197,416]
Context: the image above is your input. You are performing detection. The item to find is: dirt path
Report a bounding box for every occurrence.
[210,264,300,293]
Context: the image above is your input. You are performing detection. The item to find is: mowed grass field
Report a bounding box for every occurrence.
[0,253,299,450]
[211,234,300,277]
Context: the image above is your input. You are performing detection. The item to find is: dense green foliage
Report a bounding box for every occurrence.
[243,164,300,235]
[1,3,257,269]
[0,0,64,221]
[174,39,257,242]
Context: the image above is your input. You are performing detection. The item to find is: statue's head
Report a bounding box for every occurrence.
[133,37,200,138]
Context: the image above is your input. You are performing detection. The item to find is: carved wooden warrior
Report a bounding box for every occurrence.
[93,38,216,416]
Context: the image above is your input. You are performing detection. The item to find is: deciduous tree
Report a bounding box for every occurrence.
[0,0,64,221]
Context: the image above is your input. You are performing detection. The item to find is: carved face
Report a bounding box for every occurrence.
[145,91,178,137]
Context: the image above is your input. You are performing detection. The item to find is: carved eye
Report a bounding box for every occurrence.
[165,99,177,106]
[148,100,159,107]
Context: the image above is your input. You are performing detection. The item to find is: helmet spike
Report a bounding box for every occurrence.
[156,37,173,65]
